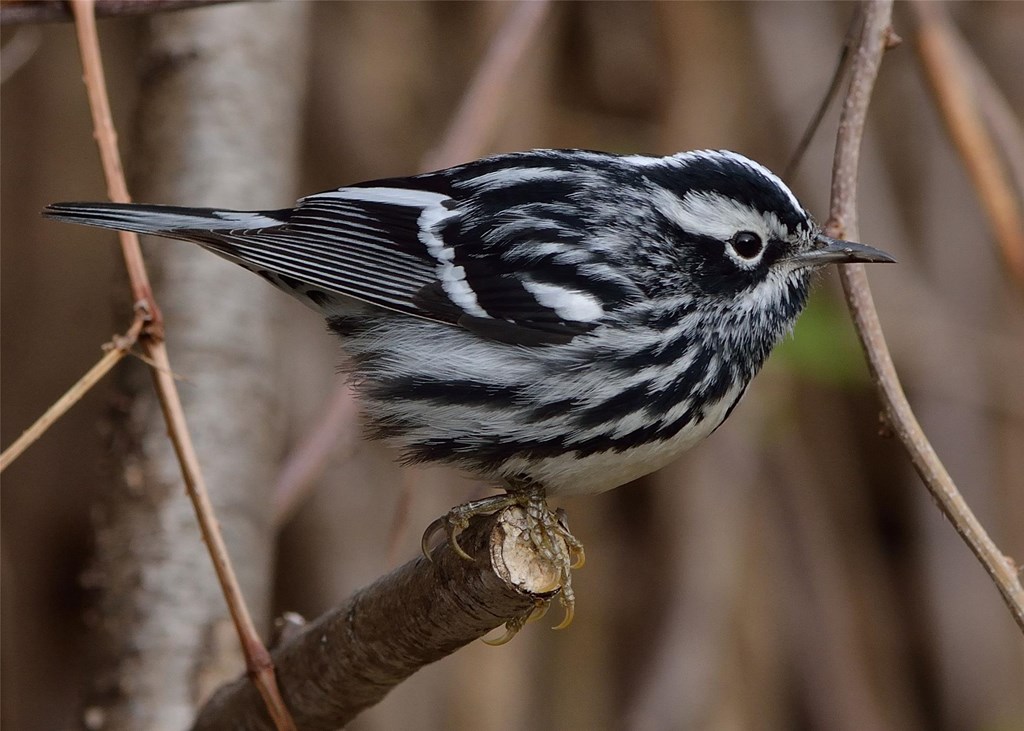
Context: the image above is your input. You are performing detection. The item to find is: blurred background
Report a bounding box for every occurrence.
[2,1,1022,729]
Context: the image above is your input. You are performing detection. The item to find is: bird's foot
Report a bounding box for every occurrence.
[421,487,584,639]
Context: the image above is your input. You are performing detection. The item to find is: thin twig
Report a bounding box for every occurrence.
[68,1,297,726]
[934,10,1024,207]
[385,468,416,569]
[910,0,1024,287]
[0,314,144,472]
[828,0,1024,633]
[783,10,863,180]
[421,0,551,170]
[272,384,359,527]
[964,55,1024,209]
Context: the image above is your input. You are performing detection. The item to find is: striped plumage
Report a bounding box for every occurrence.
[45,149,893,497]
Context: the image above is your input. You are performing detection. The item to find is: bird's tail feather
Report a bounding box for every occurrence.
[43,202,289,236]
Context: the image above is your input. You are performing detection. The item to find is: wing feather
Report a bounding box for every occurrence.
[204,159,638,344]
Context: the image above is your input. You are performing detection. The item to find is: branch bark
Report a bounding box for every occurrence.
[193,507,564,730]
[828,0,1024,633]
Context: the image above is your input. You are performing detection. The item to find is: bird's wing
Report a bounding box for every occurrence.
[207,163,642,345]
[347,155,645,345]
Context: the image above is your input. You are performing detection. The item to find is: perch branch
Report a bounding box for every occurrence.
[193,507,566,730]
[910,0,1024,287]
[828,0,1024,632]
[68,1,296,726]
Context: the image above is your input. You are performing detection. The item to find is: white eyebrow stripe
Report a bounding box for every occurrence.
[650,188,782,243]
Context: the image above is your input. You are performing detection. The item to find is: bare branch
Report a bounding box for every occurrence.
[963,49,1024,210]
[828,0,1024,633]
[193,507,565,730]
[422,0,551,171]
[68,1,296,726]
[783,10,864,180]
[910,0,1024,287]
[0,0,234,25]
[272,385,360,527]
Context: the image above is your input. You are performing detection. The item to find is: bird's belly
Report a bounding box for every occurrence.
[499,381,747,497]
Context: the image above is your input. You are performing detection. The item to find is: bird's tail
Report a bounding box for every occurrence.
[43,201,290,237]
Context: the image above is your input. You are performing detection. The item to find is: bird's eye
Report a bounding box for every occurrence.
[731,231,763,259]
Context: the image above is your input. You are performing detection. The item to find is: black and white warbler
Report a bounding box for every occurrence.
[46,149,894,631]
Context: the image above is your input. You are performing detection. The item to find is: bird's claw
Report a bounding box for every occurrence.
[421,512,473,561]
[421,492,524,562]
[482,612,530,646]
[552,592,575,631]
[526,600,550,624]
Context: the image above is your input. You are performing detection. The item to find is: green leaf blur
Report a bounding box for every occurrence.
[770,292,869,386]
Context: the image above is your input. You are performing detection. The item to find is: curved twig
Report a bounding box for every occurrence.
[783,9,863,180]
[909,0,1024,287]
[0,26,41,83]
[272,384,360,527]
[421,0,551,171]
[828,0,1024,633]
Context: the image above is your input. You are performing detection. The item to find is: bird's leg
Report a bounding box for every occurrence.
[421,482,585,638]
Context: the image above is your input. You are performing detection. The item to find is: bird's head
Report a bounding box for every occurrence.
[642,150,894,316]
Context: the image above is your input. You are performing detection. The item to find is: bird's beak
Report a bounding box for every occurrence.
[790,233,897,266]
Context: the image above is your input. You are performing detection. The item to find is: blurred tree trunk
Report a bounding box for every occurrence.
[83,4,310,728]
